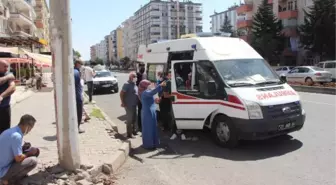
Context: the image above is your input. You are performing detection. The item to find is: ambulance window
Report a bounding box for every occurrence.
[195,62,222,99]
[173,63,192,91]
[147,64,164,82]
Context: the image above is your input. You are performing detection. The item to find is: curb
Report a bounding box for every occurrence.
[11,89,34,107]
[83,93,130,173]
[291,85,336,95]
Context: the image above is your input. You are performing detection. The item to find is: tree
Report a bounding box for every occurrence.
[95,58,104,65]
[251,0,283,62]
[220,15,233,34]
[299,0,335,60]
[72,49,81,59]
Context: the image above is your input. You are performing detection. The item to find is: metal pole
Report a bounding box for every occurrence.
[49,0,80,171]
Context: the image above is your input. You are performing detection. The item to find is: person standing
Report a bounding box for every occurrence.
[0,60,16,134]
[120,72,138,138]
[74,59,85,133]
[136,67,145,132]
[138,80,166,150]
[84,65,95,102]
[0,114,39,185]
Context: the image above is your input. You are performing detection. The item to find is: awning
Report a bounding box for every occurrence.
[21,49,52,67]
[0,47,20,54]
[0,58,31,64]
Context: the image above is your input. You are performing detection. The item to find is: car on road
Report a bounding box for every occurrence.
[93,70,118,93]
[285,66,333,85]
[316,61,336,81]
[275,66,295,76]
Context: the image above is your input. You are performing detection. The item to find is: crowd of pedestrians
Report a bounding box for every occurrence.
[120,68,186,150]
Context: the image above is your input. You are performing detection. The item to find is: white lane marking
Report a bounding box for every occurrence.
[301,100,336,106]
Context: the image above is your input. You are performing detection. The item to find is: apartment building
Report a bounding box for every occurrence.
[34,0,49,51]
[121,16,136,61]
[133,0,203,47]
[90,45,97,61]
[6,0,37,38]
[104,35,109,62]
[210,5,238,33]
[116,27,123,60]
[236,0,314,65]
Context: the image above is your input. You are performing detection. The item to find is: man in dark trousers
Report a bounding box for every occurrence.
[0,60,16,134]
[74,59,85,134]
[136,67,145,132]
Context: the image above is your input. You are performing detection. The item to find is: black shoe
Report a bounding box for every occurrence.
[133,131,138,136]
[127,134,134,138]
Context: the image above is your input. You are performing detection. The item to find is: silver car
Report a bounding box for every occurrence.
[285,66,332,85]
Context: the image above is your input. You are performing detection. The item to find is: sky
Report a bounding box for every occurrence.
[67,0,239,60]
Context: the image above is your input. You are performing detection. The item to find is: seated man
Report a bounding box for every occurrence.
[0,114,39,185]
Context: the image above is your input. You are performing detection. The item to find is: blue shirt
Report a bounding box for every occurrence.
[74,68,83,102]
[0,72,12,108]
[0,126,23,178]
[122,81,138,108]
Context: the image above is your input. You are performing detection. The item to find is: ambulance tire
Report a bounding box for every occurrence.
[211,115,238,148]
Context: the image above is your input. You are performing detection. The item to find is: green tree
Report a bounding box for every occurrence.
[72,49,81,58]
[299,0,335,60]
[95,58,104,65]
[251,0,283,62]
[220,15,233,34]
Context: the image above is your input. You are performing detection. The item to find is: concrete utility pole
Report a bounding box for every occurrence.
[49,0,81,171]
[176,0,180,39]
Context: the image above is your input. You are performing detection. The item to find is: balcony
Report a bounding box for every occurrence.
[278,10,298,19]
[13,0,34,10]
[237,20,252,29]
[268,0,273,3]
[10,13,33,26]
[12,30,32,37]
[237,4,253,15]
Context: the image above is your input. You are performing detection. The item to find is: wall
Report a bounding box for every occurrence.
[116,28,123,59]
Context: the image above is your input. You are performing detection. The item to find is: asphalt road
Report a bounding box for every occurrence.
[92,72,336,185]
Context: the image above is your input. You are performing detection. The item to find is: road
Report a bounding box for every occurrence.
[92,72,336,185]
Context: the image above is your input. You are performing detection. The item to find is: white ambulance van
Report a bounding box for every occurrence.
[137,36,306,148]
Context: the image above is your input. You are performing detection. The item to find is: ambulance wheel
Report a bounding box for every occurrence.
[211,115,238,148]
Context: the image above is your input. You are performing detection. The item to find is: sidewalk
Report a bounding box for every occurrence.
[10,86,34,107]
[10,87,126,184]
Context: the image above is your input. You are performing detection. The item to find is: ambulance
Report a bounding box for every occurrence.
[137,35,306,148]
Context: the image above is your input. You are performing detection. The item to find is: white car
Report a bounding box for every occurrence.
[275,66,295,76]
[93,70,118,93]
[285,66,332,85]
[316,61,336,80]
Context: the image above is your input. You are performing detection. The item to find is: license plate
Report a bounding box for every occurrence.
[278,122,296,131]
[102,84,111,87]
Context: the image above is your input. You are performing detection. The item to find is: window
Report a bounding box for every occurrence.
[317,63,324,68]
[173,61,225,99]
[297,67,310,73]
[147,64,165,82]
[325,62,336,69]
[276,67,283,71]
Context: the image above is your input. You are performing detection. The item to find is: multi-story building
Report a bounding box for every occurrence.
[110,30,117,60]
[104,35,109,62]
[121,16,136,61]
[210,5,238,34]
[236,0,314,65]
[133,0,203,47]
[34,0,49,51]
[90,45,97,61]
[116,27,123,60]
[7,0,37,38]
[107,33,114,63]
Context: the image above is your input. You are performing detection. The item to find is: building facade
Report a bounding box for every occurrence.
[116,27,123,60]
[90,45,97,61]
[236,0,314,65]
[133,0,203,47]
[34,0,49,51]
[210,5,238,34]
[121,16,136,61]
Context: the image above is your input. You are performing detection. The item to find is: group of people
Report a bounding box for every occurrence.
[0,60,40,185]
[120,68,185,150]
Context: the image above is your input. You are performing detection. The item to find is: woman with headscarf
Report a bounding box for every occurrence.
[138,79,166,149]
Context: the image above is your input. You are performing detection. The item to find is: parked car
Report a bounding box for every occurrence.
[316,61,336,81]
[275,66,295,76]
[93,70,118,93]
[285,66,332,85]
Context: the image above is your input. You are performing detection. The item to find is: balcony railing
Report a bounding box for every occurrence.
[10,12,33,25]
[12,30,32,37]
[278,10,298,19]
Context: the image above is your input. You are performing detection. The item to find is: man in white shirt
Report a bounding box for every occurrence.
[83,66,95,102]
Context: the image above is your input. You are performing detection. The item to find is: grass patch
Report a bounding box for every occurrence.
[90,108,105,120]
